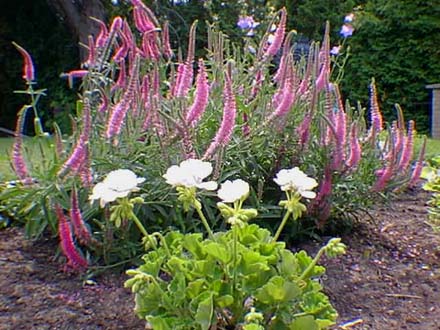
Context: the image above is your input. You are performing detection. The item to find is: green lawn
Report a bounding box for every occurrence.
[415,136,440,161]
[0,138,14,181]
[0,137,54,181]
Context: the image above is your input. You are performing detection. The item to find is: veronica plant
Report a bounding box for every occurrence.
[2,0,424,267]
[125,162,346,329]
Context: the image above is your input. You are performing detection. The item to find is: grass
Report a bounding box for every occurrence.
[414,136,440,161]
[0,137,55,181]
[0,138,14,181]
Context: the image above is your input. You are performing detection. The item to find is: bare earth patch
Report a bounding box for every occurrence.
[0,188,439,330]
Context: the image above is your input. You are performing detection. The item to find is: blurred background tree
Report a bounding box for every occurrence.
[341,0,440,134]
[0,0,438,135]
[0,0,80,134]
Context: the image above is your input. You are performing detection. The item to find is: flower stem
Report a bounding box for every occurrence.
[298,247,325,282]
[131,212,157,250]
[272,210,292,242]
[194,205,215,240]
[232,224,238,292]
[152,232,171,257]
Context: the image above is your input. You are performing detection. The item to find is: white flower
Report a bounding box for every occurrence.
[163,159,217,190]
[274,167,318,199]
[217,179,250,203]
[89,169,145,207]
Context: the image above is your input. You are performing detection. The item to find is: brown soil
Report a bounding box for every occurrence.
[0,188,439,330]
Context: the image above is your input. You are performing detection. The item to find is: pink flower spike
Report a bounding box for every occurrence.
[162,21,173,59]
[296,112,313,146]
[12,42,35,82]
[409,137,426,187]
[106,56,140,139]
[133,6,155,33]
[372,165,393,192]
[110,16,123,34]
[58,99,91,177]
[264,8,286,57]
[315,62,329,92]
[203,71,236,159]
[391,121,403,154]
[12,107,32,183]
[61,70,88,89]
[85,35,96,67]
[111,61,126,93]
[369,79,383,134]
[186,59,209,125]
[70,187,93,246]
[98,94,109,114]
[398,120,415,172]
[56,204,88,271]
[93,18,109,48]
[346,123,362,168]
[12,132,29,181]
[79,149,93,188]
[113,30,130,63]
[58,142,86,177]
[176,61,194,98]
[267,70,295,121]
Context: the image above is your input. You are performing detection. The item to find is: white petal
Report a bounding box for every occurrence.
[197,181,218,191]
[89,182,108,201]
[217,179,249,203]
[163,165,185,186]
[181,159,213,180]
[300,191,316,199]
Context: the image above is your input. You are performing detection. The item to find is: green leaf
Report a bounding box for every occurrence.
[241,250,270,275]
[167,256,187,273]
[300,291,338,324]
[204,242,230,264]
[278,250,300,277]
[289,315,318,330]
[195,294,214,330]
[216,294,234,308]
[147,316,172,330]
[255,276,301,304]
[186,279,205,299]
[183,233,205,259]
[243,324,264,330]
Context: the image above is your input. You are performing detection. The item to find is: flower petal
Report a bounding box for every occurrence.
[217,179,250,203]
[300,191,316,199]
[197,181,218,191]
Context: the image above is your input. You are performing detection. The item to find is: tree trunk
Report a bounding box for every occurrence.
[45,0,106,62]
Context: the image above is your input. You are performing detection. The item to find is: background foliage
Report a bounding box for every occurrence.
[1,0,438,135]
[341,0,440,134]
[0,0,78,134]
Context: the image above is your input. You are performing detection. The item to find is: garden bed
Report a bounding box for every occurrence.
[0,188,438,330]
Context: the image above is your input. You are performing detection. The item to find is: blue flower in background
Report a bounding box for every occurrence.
[237,16,260,30]
[330,46,341,56]
[340,24,354,37]
[344,13,355,23]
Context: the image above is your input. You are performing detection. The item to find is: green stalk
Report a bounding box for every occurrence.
[298,247,325,282]
[152,232,171,257]
[272,210,292,242]
[194,204,215,240]
[131,212,157,250]
[232,224,238,293]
